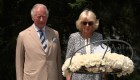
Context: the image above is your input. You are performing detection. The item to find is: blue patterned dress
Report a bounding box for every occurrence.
[66,32,103,80]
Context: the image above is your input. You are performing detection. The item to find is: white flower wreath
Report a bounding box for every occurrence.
[62,52,134,77]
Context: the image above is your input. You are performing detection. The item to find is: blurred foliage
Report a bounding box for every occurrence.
[0,0,140,80]
[68,0,87,9]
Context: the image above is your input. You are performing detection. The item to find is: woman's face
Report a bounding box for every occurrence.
[80,19,95,36]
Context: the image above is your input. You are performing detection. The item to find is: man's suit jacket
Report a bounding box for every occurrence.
[16,24,62,80]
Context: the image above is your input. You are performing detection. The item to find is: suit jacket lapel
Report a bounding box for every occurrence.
[28,25,53,54]
[45,26,53,56]
[29,24,44,51]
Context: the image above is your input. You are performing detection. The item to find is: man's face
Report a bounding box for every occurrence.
[32,7,48,29]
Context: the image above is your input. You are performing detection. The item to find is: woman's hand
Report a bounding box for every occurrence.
[66,75,71,80]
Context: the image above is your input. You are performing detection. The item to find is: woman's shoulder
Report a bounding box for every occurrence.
[69,32,80,38]
[94,32,102,35]
[93,32,102,36]
[91,32,103,40]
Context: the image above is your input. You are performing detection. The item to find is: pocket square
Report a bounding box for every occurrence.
[52,37,57,42]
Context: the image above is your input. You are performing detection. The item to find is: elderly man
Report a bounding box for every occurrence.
[16,3,62,80]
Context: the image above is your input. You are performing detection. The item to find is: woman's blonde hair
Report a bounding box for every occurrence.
[76,9,99,31]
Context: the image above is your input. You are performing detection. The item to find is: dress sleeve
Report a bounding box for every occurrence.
[65,34,75,59]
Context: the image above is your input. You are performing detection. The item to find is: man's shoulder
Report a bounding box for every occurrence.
[47,26,57,31]
[18,25,32,36]
[46,26,58,34]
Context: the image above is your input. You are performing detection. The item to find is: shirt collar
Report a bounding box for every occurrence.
[34,24,46,32]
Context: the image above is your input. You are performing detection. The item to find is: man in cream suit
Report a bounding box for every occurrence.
[16,3,62,80]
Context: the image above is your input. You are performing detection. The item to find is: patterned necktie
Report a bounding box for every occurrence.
[39,30,47,51]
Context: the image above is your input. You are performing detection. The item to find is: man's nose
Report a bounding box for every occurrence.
[40,17,43,21]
